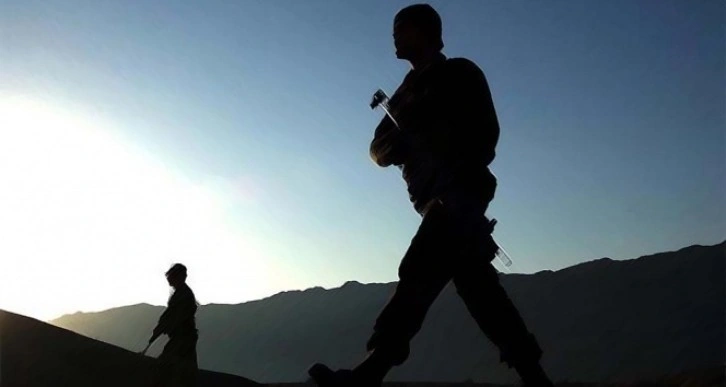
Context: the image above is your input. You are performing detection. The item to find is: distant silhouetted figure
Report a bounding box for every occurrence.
[309,4,554,387]
[147,263,199,387]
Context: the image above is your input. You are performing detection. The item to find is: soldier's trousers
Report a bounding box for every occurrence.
[154,332,198,387]
[366,195,543,369]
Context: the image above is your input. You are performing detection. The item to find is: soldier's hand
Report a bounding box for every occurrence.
[139,342,151,356]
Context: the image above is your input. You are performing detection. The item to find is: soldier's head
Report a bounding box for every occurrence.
[393,4,444,62]
[165,263,187,288]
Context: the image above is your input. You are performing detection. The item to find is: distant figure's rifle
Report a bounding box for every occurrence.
[138,334,159,356]
[139,342,151,356]
[370,88,513,269]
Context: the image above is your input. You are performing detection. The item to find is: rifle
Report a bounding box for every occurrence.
[370,89,513,269]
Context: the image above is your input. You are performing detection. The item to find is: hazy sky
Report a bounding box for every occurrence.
[1,0,723,321]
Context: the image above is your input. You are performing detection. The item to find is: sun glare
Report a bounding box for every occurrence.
[0,95,273,320]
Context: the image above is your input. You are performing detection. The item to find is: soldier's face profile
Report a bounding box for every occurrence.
[166,272,183,287]
[393,20,420,59]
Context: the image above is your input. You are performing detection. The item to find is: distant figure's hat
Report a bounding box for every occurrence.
[166,263,187,277]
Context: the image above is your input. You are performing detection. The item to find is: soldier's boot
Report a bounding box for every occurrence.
[515,362,555,387]
[500,334,554,387]
[308,345,402,387]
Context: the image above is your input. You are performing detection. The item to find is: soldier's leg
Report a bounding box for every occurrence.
[155,335,197,387]
[184,333,199,387]
[452,236,553,386]
[354,201,459,382]
[155,338,179,387]
[177,335,198,387]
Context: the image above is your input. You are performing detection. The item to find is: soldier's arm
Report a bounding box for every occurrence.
[177,290,197,323]
[150,306,172,341]
[370,71,421,168]
[153,289,195,338]
[150,292,181,340]
[442,58,500,166]
[369,115,409,167]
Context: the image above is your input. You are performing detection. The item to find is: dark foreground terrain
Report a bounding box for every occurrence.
[1,307,723,386]
[0,309,260,386]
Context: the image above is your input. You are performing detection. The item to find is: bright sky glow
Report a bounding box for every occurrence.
[0,95,281,320]
[0,0,723,321]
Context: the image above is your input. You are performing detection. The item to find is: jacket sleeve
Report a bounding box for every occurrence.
[440,58,500,167]
[151,305,171,340]
[369,115,409,167]
[152,295,175,339]
[151,289,196,339]
[370,71,422,168]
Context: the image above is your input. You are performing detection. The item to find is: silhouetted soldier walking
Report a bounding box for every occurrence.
[145,263,199,387]
[310,4,554,387]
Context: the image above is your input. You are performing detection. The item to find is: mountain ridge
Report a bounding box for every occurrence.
[50,240,725,384]
[49,240,723,319]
